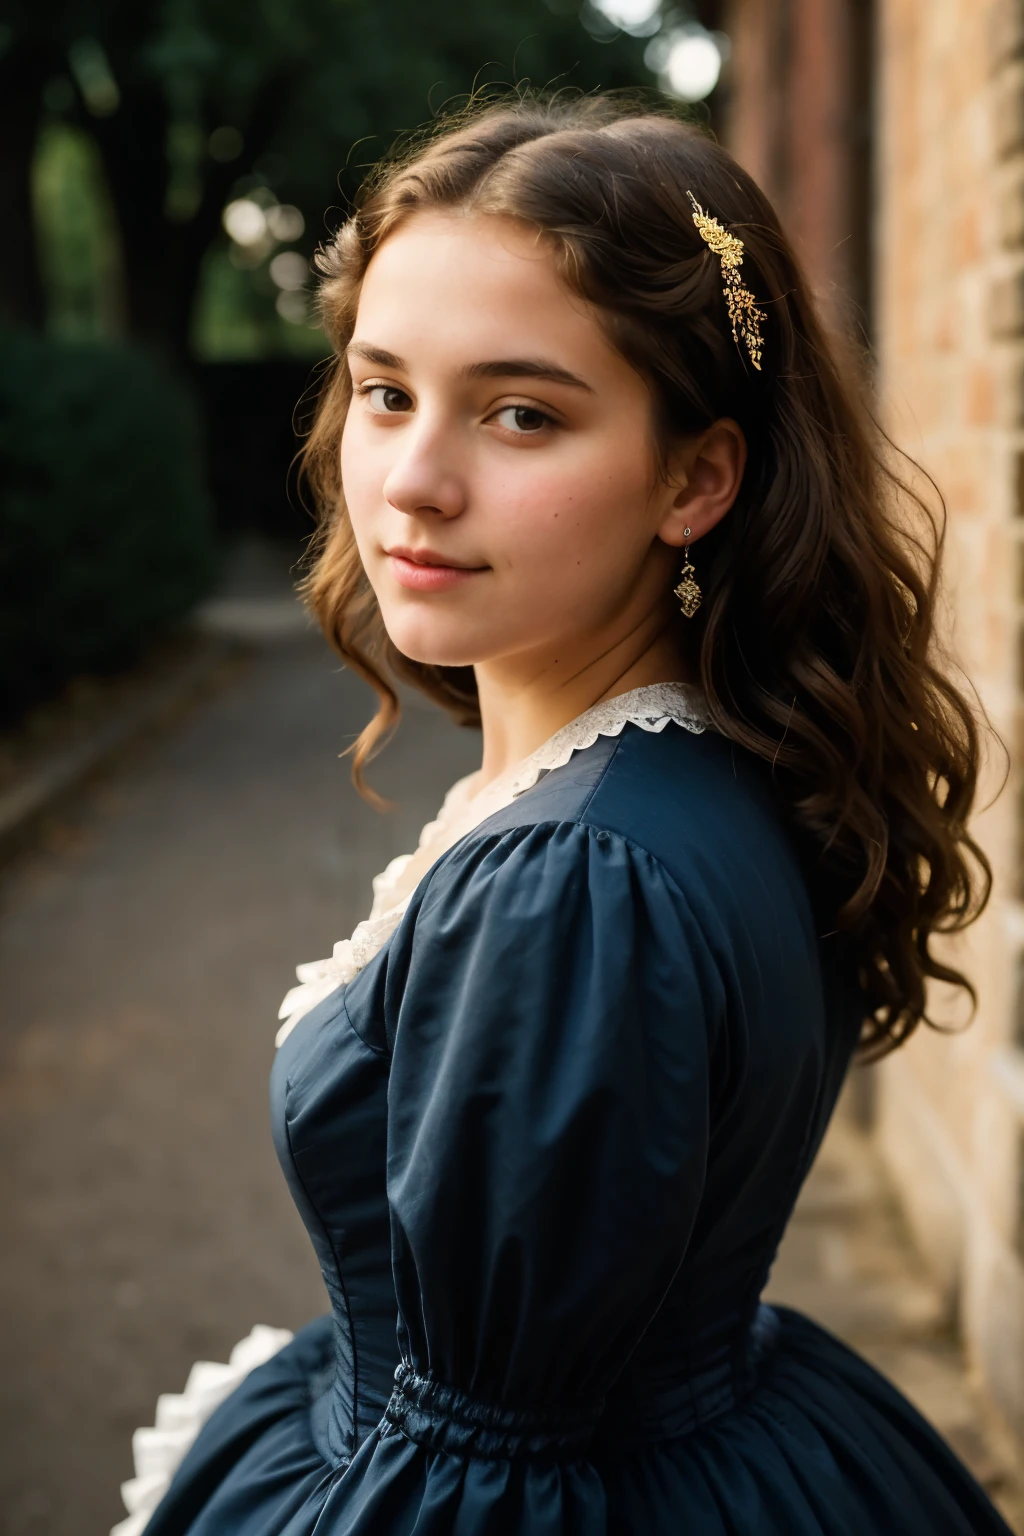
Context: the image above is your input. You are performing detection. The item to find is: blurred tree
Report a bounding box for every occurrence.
[0,10,59,329]
[0,331,218,720]
[33,120,123,339]
[0,0,652,367]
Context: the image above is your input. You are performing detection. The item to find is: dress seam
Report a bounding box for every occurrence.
[409,721,703,909]
[575,728,625,821]
[280,1092,359,1468]
[340,989,390,1059]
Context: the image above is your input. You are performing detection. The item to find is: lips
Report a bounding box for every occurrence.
[385,547,487,593]
[385,546,483,570]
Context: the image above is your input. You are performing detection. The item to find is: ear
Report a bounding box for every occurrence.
[656,419,747,548]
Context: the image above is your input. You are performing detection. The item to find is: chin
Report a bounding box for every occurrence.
[381,614,491,669]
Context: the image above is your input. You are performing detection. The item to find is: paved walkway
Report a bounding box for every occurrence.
[0,625,478,1536]
[0,576,1019,1532]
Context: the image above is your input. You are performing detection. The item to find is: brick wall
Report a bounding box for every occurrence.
[725,0,1024,1451]
[872,0,1024,1448]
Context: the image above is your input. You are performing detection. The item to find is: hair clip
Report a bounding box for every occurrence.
[687,191,765,371]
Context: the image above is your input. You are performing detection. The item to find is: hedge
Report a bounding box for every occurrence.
[0,333,218,724]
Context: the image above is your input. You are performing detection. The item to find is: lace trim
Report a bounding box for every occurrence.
[507,681,706,798]
[110,1325,293,1536]
[275,683,707,1047]
[275,774,478,1047]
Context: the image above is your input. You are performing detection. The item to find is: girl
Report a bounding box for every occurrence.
[115,95,1011,1535]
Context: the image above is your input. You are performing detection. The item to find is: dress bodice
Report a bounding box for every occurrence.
[275,682,710,1045]
[268,712,864,1487]
[119,695,1015,1536]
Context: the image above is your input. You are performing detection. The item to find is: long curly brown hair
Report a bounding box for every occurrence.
[298,93,990,1057]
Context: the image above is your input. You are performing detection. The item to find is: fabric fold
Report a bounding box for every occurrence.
[381,1361,603,1460]
[111,1326,293,1536]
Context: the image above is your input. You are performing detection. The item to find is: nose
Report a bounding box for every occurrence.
[382,418,467,520]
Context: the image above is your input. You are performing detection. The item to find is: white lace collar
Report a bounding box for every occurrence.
[506,680,707,797]
[275,682,707,1046]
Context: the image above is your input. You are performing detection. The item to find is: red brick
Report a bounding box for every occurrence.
[966,364,996,424]
[956,208,985,266]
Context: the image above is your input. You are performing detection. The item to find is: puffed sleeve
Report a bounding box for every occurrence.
[320,820,724,1534]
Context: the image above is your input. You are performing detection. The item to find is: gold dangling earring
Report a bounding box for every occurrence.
[673,529,701,618]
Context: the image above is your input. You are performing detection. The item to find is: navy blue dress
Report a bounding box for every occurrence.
[141,720,1012,1534]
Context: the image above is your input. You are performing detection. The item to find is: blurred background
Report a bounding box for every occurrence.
[2,0,1024,1531]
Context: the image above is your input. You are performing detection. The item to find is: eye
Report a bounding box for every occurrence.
[493,404,552,435]
[363,384,412,413]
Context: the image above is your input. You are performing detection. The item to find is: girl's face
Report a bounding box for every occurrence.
[341,211,705,675]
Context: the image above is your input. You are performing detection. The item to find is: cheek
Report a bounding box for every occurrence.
[494,439,653,577]
[340,415,398,578]
[339,415,374,525]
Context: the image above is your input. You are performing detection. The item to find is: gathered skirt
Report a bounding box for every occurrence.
[115,1306,1013,1536]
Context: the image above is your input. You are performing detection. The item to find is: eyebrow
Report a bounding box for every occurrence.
[346,341,594,392]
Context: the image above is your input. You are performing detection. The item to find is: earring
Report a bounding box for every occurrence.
[674,528,702,618]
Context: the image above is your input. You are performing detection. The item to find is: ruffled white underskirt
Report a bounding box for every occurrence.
[110,1325,293,1536]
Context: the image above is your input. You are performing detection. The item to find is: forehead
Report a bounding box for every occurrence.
[353,210,616,368]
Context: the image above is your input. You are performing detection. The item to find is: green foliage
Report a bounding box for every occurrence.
[0,2,660,714]
[10,0,656,360]
[0,331,218,721]
[192,244,326,360]
[202,0,654,209]
[33,119,122,341]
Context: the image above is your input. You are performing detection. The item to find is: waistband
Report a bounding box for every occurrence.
[592,1301,781,1454]
[380,1303,780,1463]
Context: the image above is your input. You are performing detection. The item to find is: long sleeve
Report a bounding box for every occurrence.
[318,819,725,1534]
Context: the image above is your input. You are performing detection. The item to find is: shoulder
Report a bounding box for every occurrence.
[377,789,726,1068]
[454,720,808,906]
[380,716,820,981]
[428,721,822,984]
[381,721,800,989]
[385,771,722,1002]
[408,806,689,936]
[583,721,809,899]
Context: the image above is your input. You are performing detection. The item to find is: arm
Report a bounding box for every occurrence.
[324,820,722,1533]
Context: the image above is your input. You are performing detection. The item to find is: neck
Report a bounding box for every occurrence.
[471,617,691,794]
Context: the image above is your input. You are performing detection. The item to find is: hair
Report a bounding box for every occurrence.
[297,91,991,1058]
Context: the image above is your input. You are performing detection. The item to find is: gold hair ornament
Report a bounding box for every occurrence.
[687,191,765,371]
